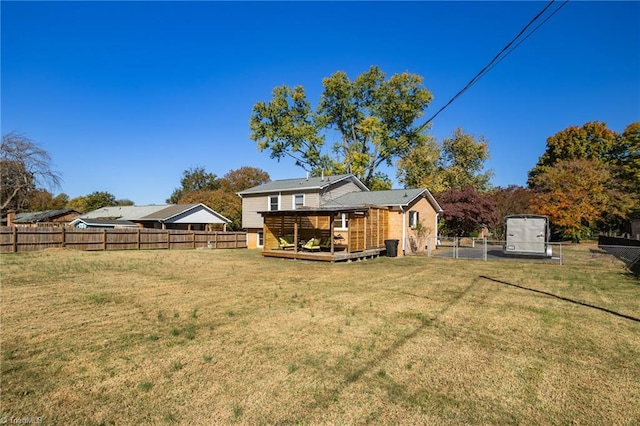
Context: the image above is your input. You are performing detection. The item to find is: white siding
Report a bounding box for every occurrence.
[242,195,268,229]
[165,205,227,224]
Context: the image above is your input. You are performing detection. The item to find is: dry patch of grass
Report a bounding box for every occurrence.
[1,246,638,425]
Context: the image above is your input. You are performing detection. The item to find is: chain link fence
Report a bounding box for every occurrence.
[407,237,564,265]
[598,236,640,275]
[597,245,640,274]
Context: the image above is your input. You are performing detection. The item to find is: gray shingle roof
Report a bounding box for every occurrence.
[141,204,200,220]
[73,218,138,227]
[79,204,230,223]
[237,174,368,195]
[12,209,79,223]
[323,188,443,211]
[79,205,172,220]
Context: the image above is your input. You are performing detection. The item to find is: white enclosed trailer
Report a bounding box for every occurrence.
[503,215,552,257]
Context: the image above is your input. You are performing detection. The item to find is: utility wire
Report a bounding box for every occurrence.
[484,0,569,77]
[417,0,568,133]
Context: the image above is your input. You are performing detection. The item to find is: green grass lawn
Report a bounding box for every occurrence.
[1,245,638,425]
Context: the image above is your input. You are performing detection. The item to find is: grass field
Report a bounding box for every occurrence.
[1,245,639,425]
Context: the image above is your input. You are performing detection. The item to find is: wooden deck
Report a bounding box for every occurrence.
[262,247,386,262]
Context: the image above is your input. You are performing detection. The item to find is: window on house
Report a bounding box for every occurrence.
[409,211,419,229]
[257,231,264,247]
[294,194,304,209]
[335,213,349,230]
[269,195,279,211]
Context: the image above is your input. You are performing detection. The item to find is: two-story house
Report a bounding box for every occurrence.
[239,174,443,256]
[238,174,368,248]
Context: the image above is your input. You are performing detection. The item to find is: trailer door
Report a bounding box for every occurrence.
[506,217,547,255]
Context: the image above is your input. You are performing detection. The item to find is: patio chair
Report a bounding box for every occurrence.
[319,237,332,251]
[301,238,321,251]
[278,236,296,250]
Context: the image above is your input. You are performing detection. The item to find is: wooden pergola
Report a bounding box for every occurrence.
[259,206,390,261]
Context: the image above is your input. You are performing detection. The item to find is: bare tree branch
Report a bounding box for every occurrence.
[1,131,62,212]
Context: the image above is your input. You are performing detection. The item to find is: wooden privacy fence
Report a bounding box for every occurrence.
[0,226,247,253]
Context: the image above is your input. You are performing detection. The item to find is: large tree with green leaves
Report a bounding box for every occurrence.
[68,191,118,213]
[250,66,433,189]
[167,167,220,204]
[397,128,492,193]
[616,122,640,201]
[527,121,619,184]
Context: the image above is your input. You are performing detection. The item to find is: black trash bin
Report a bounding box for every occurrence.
[384,239,399,257]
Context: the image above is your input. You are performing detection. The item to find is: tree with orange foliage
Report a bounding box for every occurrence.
[528,159,628,242]
[176,166,270,230]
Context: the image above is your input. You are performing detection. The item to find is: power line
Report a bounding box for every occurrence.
[417,0,568,133]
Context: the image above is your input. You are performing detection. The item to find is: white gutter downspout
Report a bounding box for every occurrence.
[435,212,439,247]
[401,206,407,255]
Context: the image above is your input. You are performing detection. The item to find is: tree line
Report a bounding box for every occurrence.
[0,132,270,230]
[250,66,639,241]
[3,66,638,240]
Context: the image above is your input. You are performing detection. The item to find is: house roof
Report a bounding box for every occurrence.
[323,188,443,212]
[71,218,138,227]
[237,174,369,195]
[259,206,372,216]
[11,209,80,223]
[79,203,231,224]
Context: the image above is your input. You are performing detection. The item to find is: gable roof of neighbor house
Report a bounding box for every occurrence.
[10,209,80,223]
[79,203,231,224]
[237,174,369,196]
[71,218,138,228]
[323,188,443,212]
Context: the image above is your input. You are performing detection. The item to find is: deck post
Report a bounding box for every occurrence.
[329,214,335,254]
[294,216,299,253]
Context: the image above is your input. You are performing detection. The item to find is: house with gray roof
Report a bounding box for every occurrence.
[238,174,368,249]
[238,174,442,255]
[3,209,81,227]
[74,203,231,231]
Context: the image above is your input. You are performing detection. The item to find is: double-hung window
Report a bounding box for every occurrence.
[336,213,349,230]
[409,210,419,229]
[293,194,304,209]
[269,195,279,211]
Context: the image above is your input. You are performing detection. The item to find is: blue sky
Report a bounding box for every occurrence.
[2,1,639,205]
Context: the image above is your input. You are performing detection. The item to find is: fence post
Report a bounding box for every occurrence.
[166,230,170,250]
[454,237,458,259]
[559,243,563,265]
[12,226,17,253]
[103,229,107,251]
[192,231,196,250]
[61,227,66,248]
[483,237,487,261]
[137,228,141,250]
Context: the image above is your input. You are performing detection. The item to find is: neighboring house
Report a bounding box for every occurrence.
[2,209,81,227]
[75,203,231,230]
[69,218,138,229]
[239,174,443,256]
[323,188,443,255]
[237,174,369,249]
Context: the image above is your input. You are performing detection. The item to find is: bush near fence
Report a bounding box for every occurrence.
[0,226,247,253]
